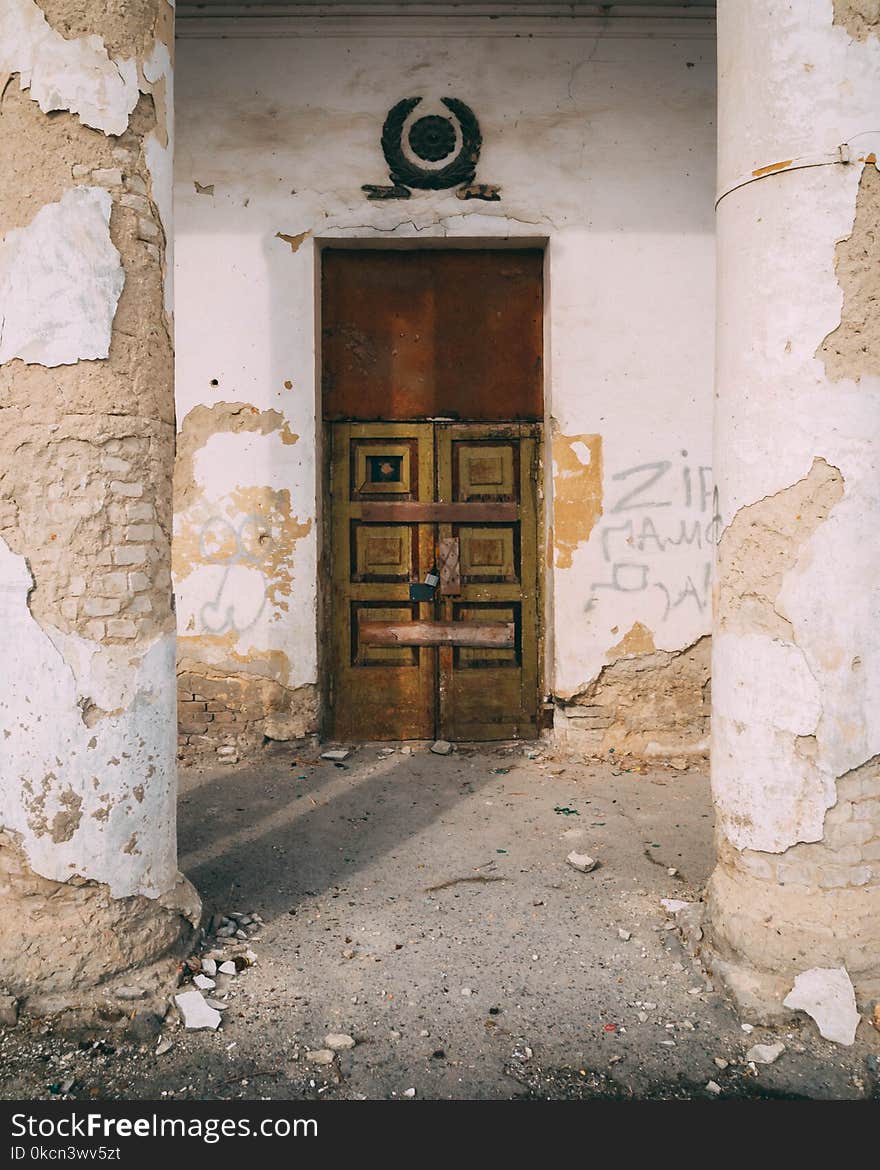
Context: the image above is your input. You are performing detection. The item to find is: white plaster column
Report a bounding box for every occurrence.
[707,0,880,1014]
[0,0,198,1024]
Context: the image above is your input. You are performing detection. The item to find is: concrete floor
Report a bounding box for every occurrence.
[2,742,878,1099]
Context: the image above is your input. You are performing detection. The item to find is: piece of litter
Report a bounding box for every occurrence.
[321,748,351,762]
[566,851,597,873]
[745,1041,785,1065]
[783,966,860,1046]
[554,806,579,816]
[660,899,690,914]
[174,990,221,1031]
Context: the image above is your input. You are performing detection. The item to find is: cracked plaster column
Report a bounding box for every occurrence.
[0,0,198,1024]
[706,0,880,1015]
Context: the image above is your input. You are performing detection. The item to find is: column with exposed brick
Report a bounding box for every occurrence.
[706,0,880,1019]
[0,0,198,1026]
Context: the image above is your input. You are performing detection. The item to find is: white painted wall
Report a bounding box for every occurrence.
[173,13,716,708]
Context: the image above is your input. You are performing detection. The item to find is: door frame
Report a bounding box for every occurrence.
[315,237,552,741]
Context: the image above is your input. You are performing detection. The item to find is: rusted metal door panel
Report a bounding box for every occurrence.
[321,250,544,422]
[329,421,540,742]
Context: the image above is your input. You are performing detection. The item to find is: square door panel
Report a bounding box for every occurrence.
[458,526,519,583]
[455,443,517,501]
[352,523,414,581]
[351,440,417,498]
[352,603,420,667]
[453,603,521,670]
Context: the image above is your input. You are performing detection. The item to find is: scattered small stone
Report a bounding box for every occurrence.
[403,1087,416,1098]
[740,1023,754,1034]
[714,1057,729,1070]
[204,999,228,1012]
[419,1029,429,1037]
[306,1049,335,1065]
[155,1038,173,1056]
[461,987,473,997]
[706,1080,721,1095]
[659,1040,676,1047]
[637,1012,648,1023]
[667,868,678,876]
[617,928,631,942]
[113,985,146,1001]
[566,851,597,873]
[660,899,690,914]
[745,1041,785,1065]
[321,748,351,762]
[430,740,454,755]
[324,1033,356,1051]
[201,959,217,977]
[174,990,221,1031]
[218,961,237,975]
[783,966,861,1046]
[193,974,215,991]
[401,746,414,755]
[512,1045,533,1062]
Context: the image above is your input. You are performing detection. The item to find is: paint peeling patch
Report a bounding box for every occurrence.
[818,163,880,382]
[0,187,123,367]
[712,632,831,852]
[833,0,880,41]
[562,635,710,762]
[194,181,214,196]
[552,432,603,570]
[0,0,139,135]
[752,159,794,177]
[717,458,845,638]
[607,621,656,658]
[0,536,179,898]
[275,230,311,253]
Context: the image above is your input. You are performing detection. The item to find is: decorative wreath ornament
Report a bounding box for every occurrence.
[381,97,481,190]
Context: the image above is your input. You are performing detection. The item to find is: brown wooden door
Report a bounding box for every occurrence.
[329,421,540,741]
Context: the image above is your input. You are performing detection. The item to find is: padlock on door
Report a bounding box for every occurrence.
[409,568,440,602]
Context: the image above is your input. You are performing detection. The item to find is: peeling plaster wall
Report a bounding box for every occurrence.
[174,15,716,755]
[707,0,880,992]
[0,0,195,999]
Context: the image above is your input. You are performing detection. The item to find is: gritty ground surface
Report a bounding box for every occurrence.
[2,742,879,1100]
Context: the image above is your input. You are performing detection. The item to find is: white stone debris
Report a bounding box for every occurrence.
[713,1057,729,1070]
[155,1038,173,1056]
[745,1041,785,1065]
[403,1088,416,1098]
[218,961,237,975]
[201,958,217,977]
[193,973,215,991]
[706,1080,722,1095]
[204,999,229,1012]
[660,899,690,914]
[566,851,597,873]
[321,748,351,761]
[618,928,631,941]
[783,966,861,1046]
[174,990,222,1031]
[324,1033,356,1051]
[430,740,454,755]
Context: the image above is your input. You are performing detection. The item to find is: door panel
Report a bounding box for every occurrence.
[331,423,436,740]
[330,421,540,741]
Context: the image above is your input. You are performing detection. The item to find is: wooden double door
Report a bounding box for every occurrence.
[329,421,541,741]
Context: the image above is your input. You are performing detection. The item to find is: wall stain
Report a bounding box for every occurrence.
[552,431,603,570]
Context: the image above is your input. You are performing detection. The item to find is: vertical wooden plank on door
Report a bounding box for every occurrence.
[330,421,436,740]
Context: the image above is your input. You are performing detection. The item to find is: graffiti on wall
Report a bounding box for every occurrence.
[587,453,720,621]
[196,514,271,634]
